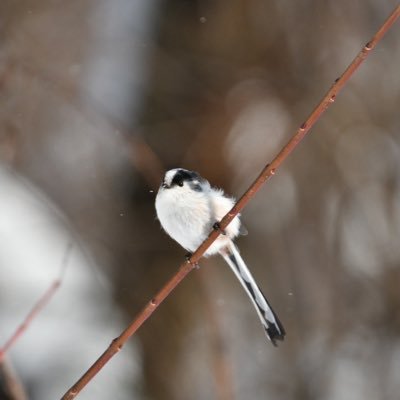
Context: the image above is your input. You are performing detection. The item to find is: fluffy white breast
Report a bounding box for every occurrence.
[156,184,211,252]
[155,175,242,256]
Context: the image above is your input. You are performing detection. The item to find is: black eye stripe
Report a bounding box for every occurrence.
[171,169,201,187]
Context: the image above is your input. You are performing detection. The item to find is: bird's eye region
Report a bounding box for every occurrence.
[171,169,199,188]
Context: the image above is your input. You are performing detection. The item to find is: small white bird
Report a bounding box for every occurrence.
[155,168,285,346]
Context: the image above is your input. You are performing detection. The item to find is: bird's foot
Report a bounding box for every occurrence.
[185,252,200,269]
[213,222,226,235]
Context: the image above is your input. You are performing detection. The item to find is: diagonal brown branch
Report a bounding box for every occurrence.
[61,5,400,400]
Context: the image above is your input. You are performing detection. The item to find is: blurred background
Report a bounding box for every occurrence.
[0,1,399,399]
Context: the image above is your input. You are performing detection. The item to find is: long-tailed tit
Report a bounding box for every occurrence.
[155,168,285,346]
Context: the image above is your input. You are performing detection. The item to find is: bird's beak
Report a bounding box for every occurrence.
[161,182,169,189]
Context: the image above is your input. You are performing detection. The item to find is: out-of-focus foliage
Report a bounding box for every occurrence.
[0,1,399,399]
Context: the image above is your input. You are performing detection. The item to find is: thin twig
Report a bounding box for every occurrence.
[0,242,73,362]
[0,357,27,400]
[61,6,400,400]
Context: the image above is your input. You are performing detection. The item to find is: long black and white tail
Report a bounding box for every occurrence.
[220,242,285,346]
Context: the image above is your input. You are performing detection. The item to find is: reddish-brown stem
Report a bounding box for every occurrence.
[0,242,72,362]
[61,261,195,400]
[61,6,400,400]
[0,357,27,400]
[0,281,61,362]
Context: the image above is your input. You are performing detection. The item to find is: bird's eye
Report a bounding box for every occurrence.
[171,172,186,187]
